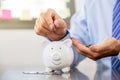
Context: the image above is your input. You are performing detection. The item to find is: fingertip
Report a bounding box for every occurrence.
[71,37,74,39]
[72,38,83,45]
[71,37,76,42]
[71,37,73,40]
[54,19,66,28]
[49,23,54,30]
[54,19,60,28]
[71,38,83,47]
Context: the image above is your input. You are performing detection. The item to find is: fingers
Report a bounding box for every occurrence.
[53,19,67,35]
[89,38,119,53]
[45,9,65,32]
[34,9,55,35]
[71,37,100,60]
[34,8,63,33]
[40,12,53,31]
[34,23,50,36]
[43,9,61,30]
[87,37,120,59]
[34,8,67,40]
[71,37,120,60]
[54,19,66,29]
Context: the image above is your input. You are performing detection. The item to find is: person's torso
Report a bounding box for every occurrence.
[86,0,115,44]
[85,0,117,68]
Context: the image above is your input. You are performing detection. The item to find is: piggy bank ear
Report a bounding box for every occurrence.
[63,39,72,47]
[40,38,50,47]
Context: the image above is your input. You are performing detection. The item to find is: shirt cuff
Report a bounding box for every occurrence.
[60,30,70,41]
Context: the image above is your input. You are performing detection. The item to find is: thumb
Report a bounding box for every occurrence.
[89,45,98,52]
[54,19,66,29]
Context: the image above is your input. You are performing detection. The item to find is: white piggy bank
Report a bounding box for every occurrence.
[42,39,74,73]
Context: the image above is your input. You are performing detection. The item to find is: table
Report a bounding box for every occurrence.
[0,59,120,80]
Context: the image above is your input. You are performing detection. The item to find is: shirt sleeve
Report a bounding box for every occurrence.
[70,2,92,46]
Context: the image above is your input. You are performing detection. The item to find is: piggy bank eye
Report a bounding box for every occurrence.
[51,48,54,50]
[59,47,62,50]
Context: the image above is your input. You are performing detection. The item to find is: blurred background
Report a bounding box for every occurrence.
[0,0,86,68]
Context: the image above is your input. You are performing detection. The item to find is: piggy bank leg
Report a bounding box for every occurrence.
[62,67,70,73]
[45,67,54,73]
[62,72,70,79]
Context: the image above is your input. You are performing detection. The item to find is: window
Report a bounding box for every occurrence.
[0,0,75,29]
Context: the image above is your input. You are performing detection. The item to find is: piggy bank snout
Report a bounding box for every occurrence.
[52,52,61,61]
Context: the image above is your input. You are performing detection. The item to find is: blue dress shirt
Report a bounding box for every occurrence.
[68,0,120,68]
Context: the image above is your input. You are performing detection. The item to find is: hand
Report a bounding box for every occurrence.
[34,8,67,41]
[71,37,120,60]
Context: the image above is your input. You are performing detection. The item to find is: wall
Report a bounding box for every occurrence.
[0,29,46,68]
[74,0,84,12]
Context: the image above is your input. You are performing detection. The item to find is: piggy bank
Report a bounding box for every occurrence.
[42,39,74,73]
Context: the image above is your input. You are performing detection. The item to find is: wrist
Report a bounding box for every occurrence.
[56,30,69,41]
[50,30,69,41]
